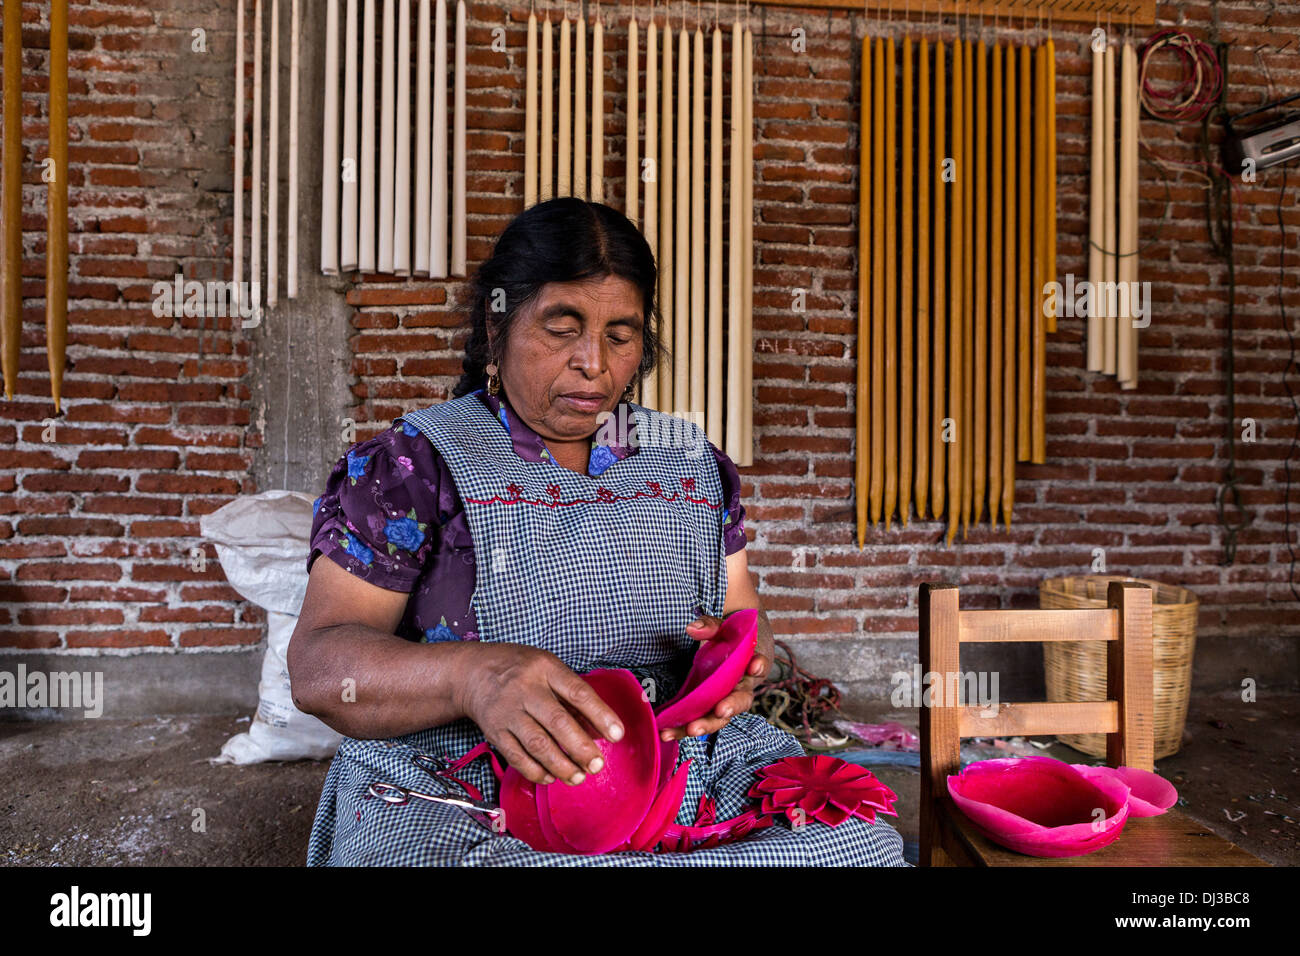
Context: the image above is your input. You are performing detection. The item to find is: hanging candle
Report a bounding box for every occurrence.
[414,0,431,274]
[591,16,604,203]
[541,13,553,202]
[340,0,359,272]
[625,15,637,225]
[856,32,871,546]
[251,0,264,302]
[1088,32,1104,371]
[289,0,304,293]
[930,38,946,521]
[974,38,988,526]
[740,23,755,466]
[915,35,930,521]
[642,17,657,408]
[575,15,587,200]
[558,16,571,196]
[947,36,964,548]
[867,35,884,526]
[707,23,723,447]
[899,33,914,527]
[377,0,395,276]
[883,36,898,530]
[658,23,674,413]
[989,41,1004,526]
[451,0,466,276]
[525,7,538,209]
[690,25,704,422]
[674,23,689,411]
[359,0,377,273]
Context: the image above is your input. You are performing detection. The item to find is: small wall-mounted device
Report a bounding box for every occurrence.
[1224,91,1300,172]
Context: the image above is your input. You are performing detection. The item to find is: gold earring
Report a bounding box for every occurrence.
[622,381,636,402]
[485,363,501,396]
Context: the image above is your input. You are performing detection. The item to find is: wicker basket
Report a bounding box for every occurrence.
[1039,575,1198,761]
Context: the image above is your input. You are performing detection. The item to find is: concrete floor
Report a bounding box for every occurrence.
[1,690,1294,866]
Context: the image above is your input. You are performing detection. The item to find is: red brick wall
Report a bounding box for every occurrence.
[1,2,1296,687]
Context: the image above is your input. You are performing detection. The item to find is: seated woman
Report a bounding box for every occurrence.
[289,198,906,866]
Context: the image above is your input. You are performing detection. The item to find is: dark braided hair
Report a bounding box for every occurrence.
[451,197,665,398]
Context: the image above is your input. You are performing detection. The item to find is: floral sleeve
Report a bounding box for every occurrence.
[307,420,443,593]
[708,442,748,556]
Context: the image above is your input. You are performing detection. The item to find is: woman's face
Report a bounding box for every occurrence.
[494,274,646,444]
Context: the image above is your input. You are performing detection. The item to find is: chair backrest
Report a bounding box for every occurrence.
[917,580,1155,849]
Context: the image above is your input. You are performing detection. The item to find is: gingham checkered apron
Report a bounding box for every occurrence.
[306,394,906,866]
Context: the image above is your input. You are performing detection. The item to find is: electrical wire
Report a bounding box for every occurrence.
[1200,42,1252,566]
[1138,28,1222,123]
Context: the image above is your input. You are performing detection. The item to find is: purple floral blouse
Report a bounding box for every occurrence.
[307,390,748,644]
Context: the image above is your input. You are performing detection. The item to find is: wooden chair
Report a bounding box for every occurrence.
[917,581,1266,867]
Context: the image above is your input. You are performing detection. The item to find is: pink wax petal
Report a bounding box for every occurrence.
[814,803,854,827]
[1072,764,1178,817]
[499,768,554,851]
[629,758,693,852]
[656,738,680,791]
[853,808,878,824]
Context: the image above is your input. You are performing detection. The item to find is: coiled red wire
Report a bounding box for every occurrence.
[1138,28,1224,123]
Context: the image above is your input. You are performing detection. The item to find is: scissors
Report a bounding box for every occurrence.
[367,753,505,833]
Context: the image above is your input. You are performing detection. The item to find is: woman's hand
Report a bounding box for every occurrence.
[452,643,626,787]
[658,613,770,743]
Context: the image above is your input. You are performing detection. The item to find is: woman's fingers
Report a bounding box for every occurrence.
[511,713,589,786]
[492,728,556,786]
[552,669,625,744]
[686,614,723,639]
[527,696,607,779]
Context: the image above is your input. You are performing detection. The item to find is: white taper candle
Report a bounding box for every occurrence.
[575,15,587,200]
[288,0,300,296]
[414,0,431,275]
[658,21,673,413]
[707,24,722,446]
[541,15,553,201]
[591,17,603,203]
[340,0,359,272]
[429,0,448,277]
[525,9,538,208]
[378,0,395,274]
[690,25,704,420]
[741,24,753,465]
[235,0,246,303]
[252,0,263,307]
[642,19,658,409]
[558,17,571,196]
[625,17,637,226]
[726,16,741,461]
[268,0,279,305]
[394,0,411,276]
[359,0,377,272]
[451,0,466,275]
[674,25,689,413]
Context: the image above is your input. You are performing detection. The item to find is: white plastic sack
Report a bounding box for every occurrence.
[200,489,343,763]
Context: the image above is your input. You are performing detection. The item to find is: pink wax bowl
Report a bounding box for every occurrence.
[655,608,759,730]
[539,668,661,855]
[947,756,1132,858]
